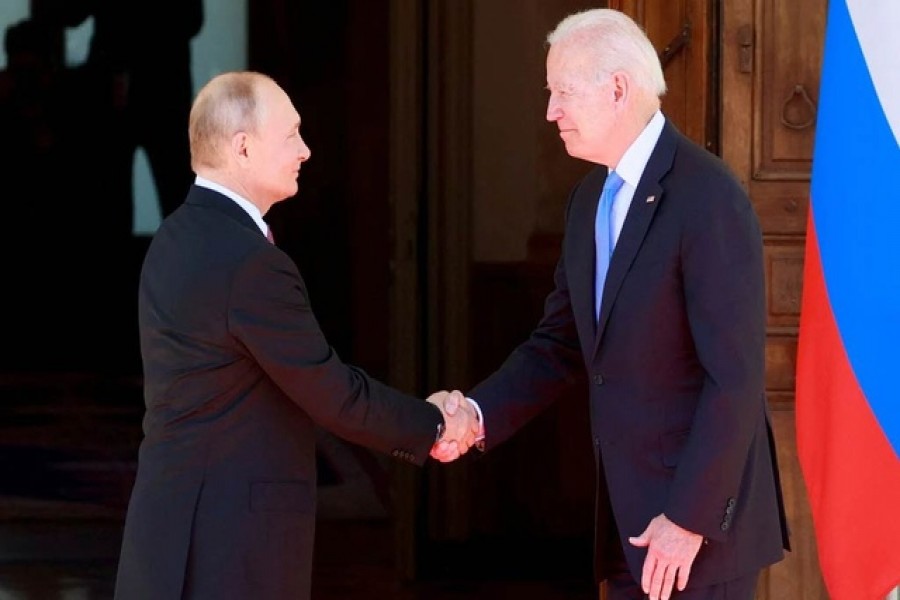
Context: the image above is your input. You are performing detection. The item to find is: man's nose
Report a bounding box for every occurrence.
[299,137,311,162]
[546,99,562,122]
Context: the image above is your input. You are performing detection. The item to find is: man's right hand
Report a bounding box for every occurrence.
[426,390,480,462]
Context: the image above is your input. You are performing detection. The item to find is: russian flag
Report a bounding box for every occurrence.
[796,1,900,599]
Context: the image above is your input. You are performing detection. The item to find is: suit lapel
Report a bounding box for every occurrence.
[568,167,607,353]
[593,122,679,358]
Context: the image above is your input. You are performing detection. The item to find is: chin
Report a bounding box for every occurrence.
[563,143,584,160]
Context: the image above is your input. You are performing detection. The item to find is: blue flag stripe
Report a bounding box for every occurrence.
[810,0,900,455]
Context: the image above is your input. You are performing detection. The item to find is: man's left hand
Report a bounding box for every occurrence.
[628,513,703,600]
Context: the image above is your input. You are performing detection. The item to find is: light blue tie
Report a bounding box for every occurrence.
[595,170,624,319]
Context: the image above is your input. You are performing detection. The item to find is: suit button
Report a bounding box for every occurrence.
[592,374,604,385]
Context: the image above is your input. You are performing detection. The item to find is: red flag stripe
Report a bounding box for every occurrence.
[796,219,900,600]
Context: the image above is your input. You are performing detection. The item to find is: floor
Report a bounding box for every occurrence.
[0,373,597,599]
[0,519,597,600]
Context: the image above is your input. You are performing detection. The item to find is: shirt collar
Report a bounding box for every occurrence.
[194,175,269,237]
[612,110,665,189]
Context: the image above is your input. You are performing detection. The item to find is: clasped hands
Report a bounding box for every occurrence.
[426,390,482,462]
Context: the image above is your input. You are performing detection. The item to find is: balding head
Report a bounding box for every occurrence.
[188,70,311,213]
[189,71,273,171]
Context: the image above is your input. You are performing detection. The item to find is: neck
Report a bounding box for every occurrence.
[606,102,659,168]
[196,168,270,215]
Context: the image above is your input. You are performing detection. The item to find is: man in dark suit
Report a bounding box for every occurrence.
[113,70,478,600]
[463,9,790,600]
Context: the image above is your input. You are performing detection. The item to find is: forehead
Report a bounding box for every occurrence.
[546,40,596,84]
[259,81,300,124]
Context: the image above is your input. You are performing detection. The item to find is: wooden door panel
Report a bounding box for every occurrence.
[765,334,798,403]
[752,184,809,235]
[765,242,804,328]
[755,0,824,180]
[722,0,828,597]
[613,0,713,146]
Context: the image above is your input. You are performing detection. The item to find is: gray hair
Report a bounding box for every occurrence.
[547,9,666,98]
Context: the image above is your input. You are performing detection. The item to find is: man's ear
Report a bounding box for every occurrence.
[611,71,629,104]
[231,131,251,165]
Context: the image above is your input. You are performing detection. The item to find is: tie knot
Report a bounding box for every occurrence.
[604,170,624,196]
[265,227,275,244]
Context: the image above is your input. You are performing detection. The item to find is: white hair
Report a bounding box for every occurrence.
[546,8,667,98]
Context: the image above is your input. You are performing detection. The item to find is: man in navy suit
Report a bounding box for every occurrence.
[114,71,479,600]
[464,9,789,600]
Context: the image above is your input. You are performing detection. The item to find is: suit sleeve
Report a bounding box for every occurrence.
[226,247,442,465]
[663,174,768,541]
[469,191,586,450]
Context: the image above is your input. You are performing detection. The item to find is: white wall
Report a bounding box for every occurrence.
[135,0,248,234]
[0,0,30,69]
[0,0,247,235]
[190,0,248,98]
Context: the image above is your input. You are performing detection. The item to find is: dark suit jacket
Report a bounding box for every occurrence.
[114,185,442,600]
[471,120,790,587]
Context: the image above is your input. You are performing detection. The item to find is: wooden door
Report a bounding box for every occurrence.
[721,0,828,597]
[611,0,715,148]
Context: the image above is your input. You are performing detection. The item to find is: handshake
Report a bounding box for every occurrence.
[426,390,484,463]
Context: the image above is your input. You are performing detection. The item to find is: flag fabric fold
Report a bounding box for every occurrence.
[796,1,900,599]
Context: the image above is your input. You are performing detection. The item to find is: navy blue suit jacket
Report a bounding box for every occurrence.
[471,120,790,587]
[114,186,442,600]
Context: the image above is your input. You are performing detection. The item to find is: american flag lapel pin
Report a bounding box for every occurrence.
[646,195,656,203]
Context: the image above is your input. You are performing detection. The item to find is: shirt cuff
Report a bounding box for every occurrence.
[466,397,486,451]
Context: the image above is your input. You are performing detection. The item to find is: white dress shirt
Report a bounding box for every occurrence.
[608,110,665,247]
[194,175,272,239]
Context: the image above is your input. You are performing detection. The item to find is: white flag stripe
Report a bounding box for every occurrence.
[846,0,900,147]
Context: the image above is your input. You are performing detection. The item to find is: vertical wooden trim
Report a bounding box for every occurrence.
[705,0,720,155]
[424,0,474,542]
[684,0,713,147]
[720,0,754,188]
[388,0,476,578]
[425,4,472,388]
[388,0,425,580]
[388,5,424,392]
